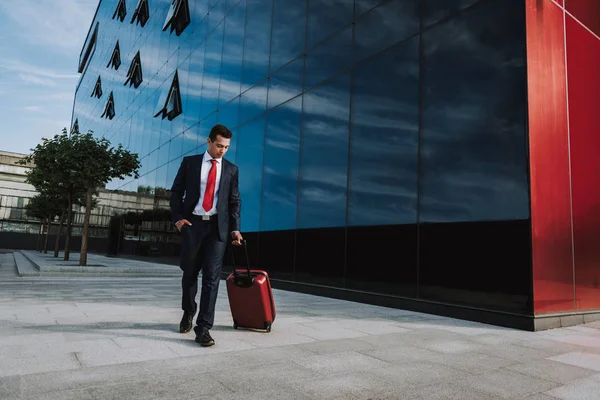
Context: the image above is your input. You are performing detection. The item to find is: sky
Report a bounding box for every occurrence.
[0,0,99,155]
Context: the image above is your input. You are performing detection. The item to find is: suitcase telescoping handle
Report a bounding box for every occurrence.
[230,239,251,278]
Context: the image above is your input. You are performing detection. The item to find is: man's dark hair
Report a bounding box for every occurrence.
[209,124,233,141]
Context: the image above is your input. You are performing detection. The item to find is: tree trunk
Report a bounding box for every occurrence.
[43,216,50,253]
[36,222,43,252]
[64,190,73,261]
[54,210,65,258]
[79,188,93,266]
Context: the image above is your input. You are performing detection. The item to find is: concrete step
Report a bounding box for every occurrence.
[13,252,40,277]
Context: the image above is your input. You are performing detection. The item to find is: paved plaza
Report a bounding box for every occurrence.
[1,251,600,399]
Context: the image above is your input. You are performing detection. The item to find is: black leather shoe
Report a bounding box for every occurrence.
[179,311,194,333]
[195,329,215,347]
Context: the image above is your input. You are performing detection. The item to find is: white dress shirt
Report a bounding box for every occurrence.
[193,151,222,216]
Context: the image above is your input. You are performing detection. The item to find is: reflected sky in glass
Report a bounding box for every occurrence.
[75,0,530,232]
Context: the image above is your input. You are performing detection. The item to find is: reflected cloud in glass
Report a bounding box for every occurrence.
[423,0,480,27]
[270,0,305,72]
[241,0,272,90]
[348,37,419,226]
[420,0,529,222]
[219,0,245,106]
[307,0,353,49]
[267,56,303,109]
[354,0,419,63]
[261,96,301,231]
[236,116,265,232]
[298,73,350,229]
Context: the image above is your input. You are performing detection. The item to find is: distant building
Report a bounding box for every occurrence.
[0,150,173,247]
[0,151,37,233]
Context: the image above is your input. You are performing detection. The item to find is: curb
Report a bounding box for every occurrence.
[13,252,40,277]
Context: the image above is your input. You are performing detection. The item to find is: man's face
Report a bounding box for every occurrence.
[207,134,230,159]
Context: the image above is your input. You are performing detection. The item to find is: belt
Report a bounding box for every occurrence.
[191,214,218,221]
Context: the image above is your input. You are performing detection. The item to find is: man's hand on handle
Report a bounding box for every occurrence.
[175,219,192,232]
[231,231,243,246]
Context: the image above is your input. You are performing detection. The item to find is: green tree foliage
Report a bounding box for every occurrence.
[18,128,140,266]
[18,129,83,260]
[24,190,64,253]
[66,131,140,266]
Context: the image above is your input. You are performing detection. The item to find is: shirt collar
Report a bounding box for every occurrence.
[203,150,222,164]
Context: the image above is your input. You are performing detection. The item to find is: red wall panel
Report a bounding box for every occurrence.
[565,0,600,37]
[565,15,600,310]
[526,0,575,313]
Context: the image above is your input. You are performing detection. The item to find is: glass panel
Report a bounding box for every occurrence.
[260,96,302,231]
[241,0,272,90]
[154,164,168,193]
[189,41,206,122]
[239,80,268,124]
[267,56,303,109]
[307,0,353,49]
[423,0,480,27]
[348,37,419,226]
[256,230,295,281]
[219,0,246,105]
[418,0,532,314]
[305,25,352,90]
[198,112,218,152]
[270,0,306,73]
[199,21,224,118]
[218,97,240,130]
[346,225,418,297]
[420,0,529,222]
[177,56,194,133]
[295,228,345,287]
[166,158,182,194]
[157,140,170,168]
[169,133,184,162]
[149,107,161,153]
[207,0,227,33]
[298,73,350,229]
[354,0,420,64]
[181,123,199,155]
[236,117,266,232]
[354,0,383,17]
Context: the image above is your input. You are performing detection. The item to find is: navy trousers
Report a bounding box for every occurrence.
[179,215,226,333]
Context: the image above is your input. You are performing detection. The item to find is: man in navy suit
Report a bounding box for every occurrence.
[170,124,243,347]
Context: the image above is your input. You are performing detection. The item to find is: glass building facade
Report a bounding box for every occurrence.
[73,0,537,326]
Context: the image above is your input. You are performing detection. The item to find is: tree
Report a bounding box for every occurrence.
[66,131,140,266]
[17,129,130,265]
[17,129,87,261]
[24,195,49,252]
[24,191,63,253]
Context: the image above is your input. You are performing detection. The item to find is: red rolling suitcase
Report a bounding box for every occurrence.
[226,240,276,332]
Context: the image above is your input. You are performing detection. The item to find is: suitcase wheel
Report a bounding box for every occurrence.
[264,322,272,333]
[233,320,238,330]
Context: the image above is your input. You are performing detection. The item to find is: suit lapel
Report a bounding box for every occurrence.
[195,155,203,187]
[218,159,229,196]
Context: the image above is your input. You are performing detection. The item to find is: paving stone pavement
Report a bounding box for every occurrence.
[1,251,600,399]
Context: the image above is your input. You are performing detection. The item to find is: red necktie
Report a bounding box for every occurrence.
[202,159,217,211]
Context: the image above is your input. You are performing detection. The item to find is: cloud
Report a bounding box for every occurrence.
[1,58,80,88]
[0,0,98,52]
[17,73,57,87]
[0,0,97,154]
[2,59,80,79]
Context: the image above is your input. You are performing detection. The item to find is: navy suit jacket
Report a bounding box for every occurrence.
[169,154,241,242]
